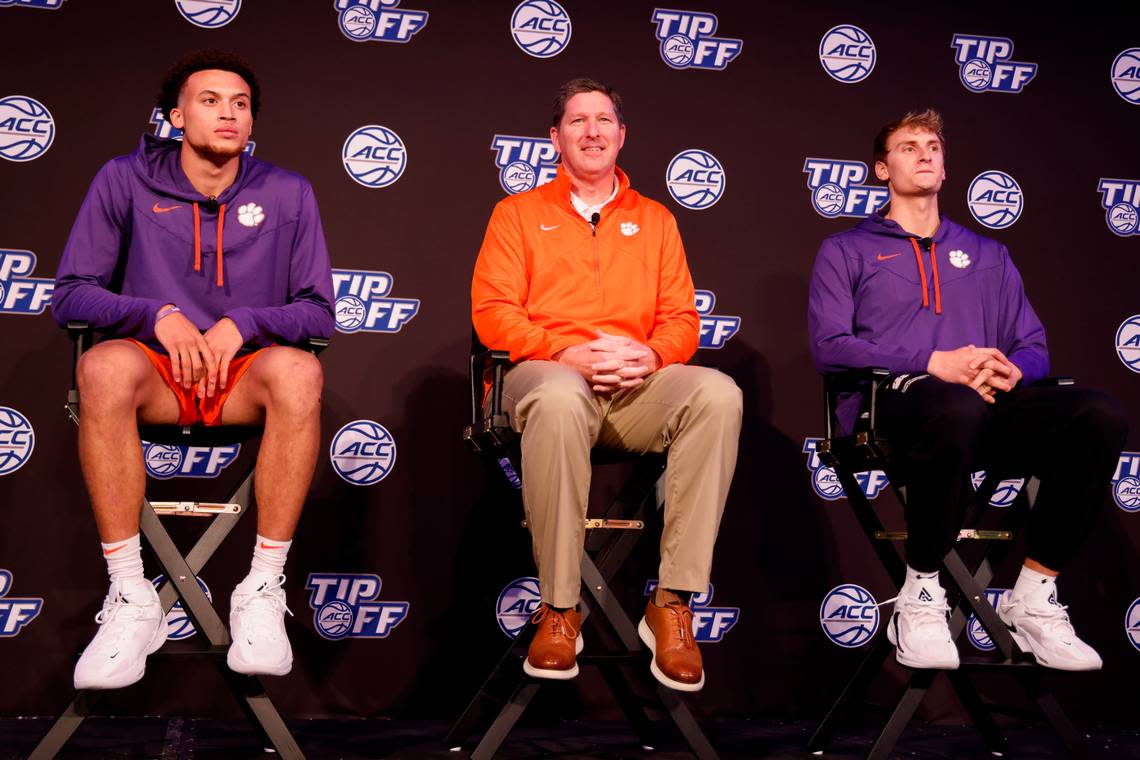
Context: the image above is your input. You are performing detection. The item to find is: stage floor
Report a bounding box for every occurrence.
[3,718,1139,759]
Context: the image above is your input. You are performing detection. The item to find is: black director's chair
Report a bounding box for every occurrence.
[31,321,326,760]
[445,347,719,760]
[807,368,1087,760]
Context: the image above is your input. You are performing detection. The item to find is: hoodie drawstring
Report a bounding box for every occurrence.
[216,203,226,287]
[908,237,941,315]
[191,201,225,287]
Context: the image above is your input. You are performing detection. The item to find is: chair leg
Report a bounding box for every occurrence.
[597,662,662,750]
[866,669,936,760]
[808,635,894,752]
[28,691,98,760]
[470,680,542,760]
[946,670,1008,755]
[445,628,533,748]
[1018,670,1090,760]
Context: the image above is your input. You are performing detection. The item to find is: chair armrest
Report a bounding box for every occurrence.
[302,336,330,356]
[822,367,890,439]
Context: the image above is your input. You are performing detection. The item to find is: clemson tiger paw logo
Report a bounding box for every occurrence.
[620,222,640,237]
[238,203,265,227]
[949,249,971,269]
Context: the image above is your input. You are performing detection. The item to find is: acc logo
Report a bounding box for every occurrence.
[0,249,53,315]
[951,34,1037,93]
[332,268,420,334]
[803,438,887,501]
[651,8,742,71]
[0,0,66,7]
[967,588,1011,651]
[1111,48,1140,105]
[968,171,1023,229]
[644,580,739,642]
[1096,178,1140,237]
[152,574,212,640]
[510,0,571,59]
[330,419,397,485]
[335,0,427,43]
[970,470,1025,508]
[820,583,878,648]
[496,576,542,638]
[695,289,740,349]
[0,569,41,636]
[306,572,409,640]
[490,135,558,195]
[141,440,240,480]
[343,125,407,188]
[150,109,254,155]
[1116,315,1140,374]
[175,0,240,28]
[802,159,890,219]
[1127,597,1140,653]
[1113,453,1140,512]
[0,95,54,162]
[667,149,725,210]
[0,406,34,476]
[819,24,875,83]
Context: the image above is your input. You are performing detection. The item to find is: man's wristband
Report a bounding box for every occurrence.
[156,305,181,322]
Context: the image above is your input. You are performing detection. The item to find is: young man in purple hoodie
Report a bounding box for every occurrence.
[808,110,1127,671]
[52,51,334,689]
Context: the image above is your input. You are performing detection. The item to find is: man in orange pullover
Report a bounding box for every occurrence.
[471,78,742,691]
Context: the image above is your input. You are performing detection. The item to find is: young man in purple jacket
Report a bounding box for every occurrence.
[808,110,1127,671]
[52,51,334,689]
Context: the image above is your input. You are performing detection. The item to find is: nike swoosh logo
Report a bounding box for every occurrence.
[103,545,126,555]
[152,203,183,213]
[260,543,285,550]
[540,224,560,231]
[876,253,902,262]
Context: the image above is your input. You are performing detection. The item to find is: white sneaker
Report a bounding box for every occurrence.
[73,579,167,690]
[227,573,293,676]
[886,578,960,669]
[998,587,1102,671]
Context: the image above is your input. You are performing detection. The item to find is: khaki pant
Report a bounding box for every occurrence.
[501,361,742,607]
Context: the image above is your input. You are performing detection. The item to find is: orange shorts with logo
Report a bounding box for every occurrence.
[128,339,266,426]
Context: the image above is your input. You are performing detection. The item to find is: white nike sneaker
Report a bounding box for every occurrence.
[886,578,960,670]
[227,573,293,676]
[998,587,1102,671]
[73,579,167,690]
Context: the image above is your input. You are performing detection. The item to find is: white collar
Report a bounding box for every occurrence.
[570,178,618,222]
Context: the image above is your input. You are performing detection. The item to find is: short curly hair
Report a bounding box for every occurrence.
[157,50,260,123]
[873,108,944,165]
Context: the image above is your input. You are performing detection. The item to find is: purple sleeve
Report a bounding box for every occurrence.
[996,246,1049,385]
[51,161,167,340]
[224,181,334,346]
[808,237,932,374]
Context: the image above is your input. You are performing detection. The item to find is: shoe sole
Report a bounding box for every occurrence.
[887,614,959,670]
[227,647,293,677]
[1002,620,1102,672]
[637,617,704,692]
[74,615,168,690]
[523,633,584,680]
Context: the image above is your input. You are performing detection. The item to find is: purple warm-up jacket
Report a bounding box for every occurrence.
[809,212,1049,426]
[53,134,334,350]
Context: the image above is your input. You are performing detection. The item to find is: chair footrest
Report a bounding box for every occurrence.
[150,501,242,516]
[874,529,1011,541]
[520,518,644,530]
[154,645,230,658]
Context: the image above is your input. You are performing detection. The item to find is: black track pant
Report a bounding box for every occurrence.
[877,375,1128,572]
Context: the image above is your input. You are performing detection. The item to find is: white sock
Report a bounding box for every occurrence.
[101,534,145,586]
[905,565,940,587]
[247,534,291,579]
[1013,565,1057,606]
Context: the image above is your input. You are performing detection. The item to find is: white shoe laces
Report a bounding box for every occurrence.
[232,574,292,642]
[1015,599,1077,641]
[899,589,951,641]
[90,580,159,650]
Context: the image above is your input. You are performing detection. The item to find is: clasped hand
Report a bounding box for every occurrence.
[152,305,244,398]
[556,330,661,393]
[927,344,1023,404]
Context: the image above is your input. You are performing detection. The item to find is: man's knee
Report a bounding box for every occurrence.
[258,348,323,409]
[925,382,988,445]
[1069,390,1129,449]
[76,341,150,407]
[677,366,742,423]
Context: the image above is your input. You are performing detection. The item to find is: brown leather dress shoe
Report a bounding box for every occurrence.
[523,603,583,680]
[639,599,705,691]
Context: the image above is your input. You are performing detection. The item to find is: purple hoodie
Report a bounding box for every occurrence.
[53,134,334,349]
[809,212,1048,423]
